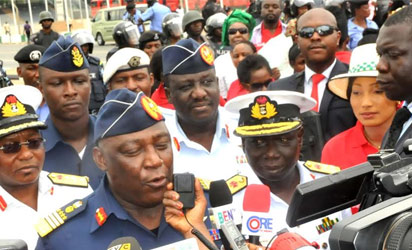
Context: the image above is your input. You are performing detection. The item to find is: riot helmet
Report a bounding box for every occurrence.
[205,12,227,37]
[112,21,140,48]
[162,13,182,38]
[72,30,95,54]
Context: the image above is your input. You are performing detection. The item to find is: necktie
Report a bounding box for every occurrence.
[310,74,325,112]
[384,107,411,149]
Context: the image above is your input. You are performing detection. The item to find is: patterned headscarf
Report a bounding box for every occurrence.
[221,9,256,47]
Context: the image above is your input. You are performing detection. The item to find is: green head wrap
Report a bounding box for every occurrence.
[221,9,256,47]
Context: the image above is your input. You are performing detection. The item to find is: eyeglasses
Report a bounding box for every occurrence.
[0,138,46,154]
[298,25,338,38]
[250,79,272,91]
[228,28,248,35]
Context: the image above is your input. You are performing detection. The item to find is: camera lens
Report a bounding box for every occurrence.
[383,212,412,250]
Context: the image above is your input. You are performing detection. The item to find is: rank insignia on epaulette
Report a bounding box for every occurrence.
[304,161,340,175]
[226,175,248,195]
[0,195,7,211]
[198,178,211,191]
[95,207,108,226]
[173,137,180,152]
[48,172,89,188]
[35,199,86,237]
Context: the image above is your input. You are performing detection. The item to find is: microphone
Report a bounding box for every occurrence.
[107,236,142,250]
[209,180,242,250]
[0,239,27,250]
[269,230,318,250]
[241,184,272,245]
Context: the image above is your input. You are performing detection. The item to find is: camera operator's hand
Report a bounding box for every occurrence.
[163,178,212,245]
[247,243,264,250]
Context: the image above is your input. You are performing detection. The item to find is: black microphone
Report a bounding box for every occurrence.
[0,239,27,250]
[107,236,142,250]
[209,180,241,250]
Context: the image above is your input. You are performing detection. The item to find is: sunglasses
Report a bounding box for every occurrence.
[298,25,338,38]
[250,79,272,91]
[228,28,248,35]
[0,138,46,154]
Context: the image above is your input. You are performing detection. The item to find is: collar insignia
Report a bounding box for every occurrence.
[1,95,27,117]
[0,195,7,211]
[250,95,277,120]
[95,207,108,226]
[199,44,214,65]
[128,56,141,68]
[71,46,84,68]
[141,96,163,121]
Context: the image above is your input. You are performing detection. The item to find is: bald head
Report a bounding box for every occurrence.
[296,8,340,73]
[297,8,337,30]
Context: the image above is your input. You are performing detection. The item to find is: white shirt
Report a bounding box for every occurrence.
[214,53,238,99]
[0,171,93,250]
[164,108,256,182]
[258,33,294,79]
[234,162,349,249]
[304,60,337,107]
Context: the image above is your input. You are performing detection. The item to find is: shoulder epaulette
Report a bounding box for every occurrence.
[48,172,89,188]
[304,161,340,174]
[35,199,87,237]
[226,175,248,195]
[199,175,248,195]
[88,55,100,65]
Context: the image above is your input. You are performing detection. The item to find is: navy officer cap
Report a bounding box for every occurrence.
[39,35,89,72]
[94,89,165,143]
[162,38,215,76]
[14,44,46,64]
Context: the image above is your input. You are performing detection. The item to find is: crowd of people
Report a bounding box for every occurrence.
[1,0,412,249]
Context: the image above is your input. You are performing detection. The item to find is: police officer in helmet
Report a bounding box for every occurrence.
[32,11,61,49]
[162,13,182,45]
[106,21,141,60]
[72,31,106,115]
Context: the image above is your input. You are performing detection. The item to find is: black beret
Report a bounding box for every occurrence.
[14,44,46,64]
[139,31,162,49]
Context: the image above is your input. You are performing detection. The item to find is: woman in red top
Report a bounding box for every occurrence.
[321,43,398,169]
[226,40,257,100]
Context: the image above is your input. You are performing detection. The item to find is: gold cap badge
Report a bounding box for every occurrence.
[71,46,84,68]
[1,95,27,118]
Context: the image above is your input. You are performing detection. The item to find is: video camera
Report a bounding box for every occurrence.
[0,60,13,88]
[286,147,412,250]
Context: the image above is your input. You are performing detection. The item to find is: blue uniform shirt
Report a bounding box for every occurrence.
[35,177,185,250]
[347,18,378,50]
[123,10,144,33]
[141,2,171,32]
[41,115,104,189]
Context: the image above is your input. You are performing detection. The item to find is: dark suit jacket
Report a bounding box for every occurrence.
[268,60,356,142]
[381,122,412,156]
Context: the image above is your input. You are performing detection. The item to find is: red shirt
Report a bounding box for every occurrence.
[335,51,352,65]
[151,83,175,109]
[321,121,378,170]
[261,20,283,44]
[226,79,249,101]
